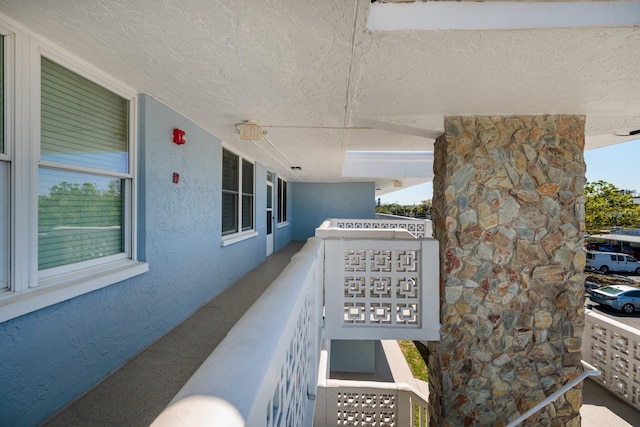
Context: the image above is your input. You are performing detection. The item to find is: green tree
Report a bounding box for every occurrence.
[585,180,640,234]
[38,181,122,230]
[410,199,432,219]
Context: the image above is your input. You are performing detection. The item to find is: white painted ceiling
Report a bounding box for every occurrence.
[1,0,639,196]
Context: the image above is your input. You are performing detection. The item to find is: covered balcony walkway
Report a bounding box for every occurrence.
[43,242,638,426]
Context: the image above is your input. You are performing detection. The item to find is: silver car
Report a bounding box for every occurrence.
[589,284,640,314]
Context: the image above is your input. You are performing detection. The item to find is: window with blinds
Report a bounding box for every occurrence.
[0,34,7,290]
[222,148,254,237]
[277,178,287,223]
[241,159,254,231]
[222,149,239,235]
[38,57,129,270]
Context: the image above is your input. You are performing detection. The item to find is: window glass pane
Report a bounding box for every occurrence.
[38,168,124,270]
[266,211,272,235]
[277,179,282,223]
[0,162,7,289]
[222,192,237,235]
[282,180,287,222]
[41,57,128,173]
[0,35,4,154]
[242,159,253,195]
[277,179,287,223]
[267,184,273,209]
[222,149,238,192]
[242,194,253,231]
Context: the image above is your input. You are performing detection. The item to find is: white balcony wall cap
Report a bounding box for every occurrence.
[153,240,323,426]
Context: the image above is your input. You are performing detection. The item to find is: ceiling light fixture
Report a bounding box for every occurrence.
[235,121,266,140]
[614,129,640,136]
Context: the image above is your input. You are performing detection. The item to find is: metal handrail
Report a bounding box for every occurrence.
[506,361,600,427]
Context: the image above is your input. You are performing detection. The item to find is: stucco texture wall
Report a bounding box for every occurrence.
[291,182,376,241]
[0,95,279,425]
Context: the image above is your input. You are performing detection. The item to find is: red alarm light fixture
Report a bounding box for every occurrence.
[173,128,186,145]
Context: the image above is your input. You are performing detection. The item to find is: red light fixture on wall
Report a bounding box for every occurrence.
[173,128,186,145]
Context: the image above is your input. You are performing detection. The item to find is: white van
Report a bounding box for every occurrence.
[585,251,640,274]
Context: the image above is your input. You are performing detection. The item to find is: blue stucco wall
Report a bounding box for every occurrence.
[0,95,279,425]
[291,182,376,241]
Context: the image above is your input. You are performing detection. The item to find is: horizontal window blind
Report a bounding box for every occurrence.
[41,57,128,173]
[222,192,237,235]
[242,159,253,194]
[222,149,239,234]
[241,159,253,231]
[242,195,253,231]
[222,149,238,191]
[278,178,287,223]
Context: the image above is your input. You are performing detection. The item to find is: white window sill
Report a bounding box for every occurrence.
[0,259,149,323]
[221,230,258,247]
[277,221,289,229]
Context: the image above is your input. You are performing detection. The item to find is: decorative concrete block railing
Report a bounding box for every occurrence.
[315,341,429,426]
[582,309,640,410]
[323,236,440,341]
[320,217,433,239]
[152,237,324,427]
[154,223,440,426]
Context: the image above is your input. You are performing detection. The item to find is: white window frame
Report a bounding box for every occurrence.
[0,14,148,323]
[221,146,257,247]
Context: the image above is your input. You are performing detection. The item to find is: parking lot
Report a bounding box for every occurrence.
[585,273,640,330]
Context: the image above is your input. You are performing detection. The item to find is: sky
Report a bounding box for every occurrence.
[378,138,640,205]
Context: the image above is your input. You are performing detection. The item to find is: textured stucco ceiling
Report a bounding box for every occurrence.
[0,0,638,195]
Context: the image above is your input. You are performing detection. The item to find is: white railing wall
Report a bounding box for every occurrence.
[582,309,640,410]
[152,237,324,427]
[327,217,433,238]
[154,220,440,426]
[315,340,429,426]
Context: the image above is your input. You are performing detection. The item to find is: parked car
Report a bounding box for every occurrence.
[588,284,640,313]
[584,280,600,292]
[585,251,640,274]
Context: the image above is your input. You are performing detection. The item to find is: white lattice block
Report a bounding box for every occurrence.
[345,250,367,272]
[336,392,397,426]
[371,277,392,298]
[325,238,439,341]
[266,292,312,427]
[345,277,366,298]
[331,219,430,238]
[584,310,640,409]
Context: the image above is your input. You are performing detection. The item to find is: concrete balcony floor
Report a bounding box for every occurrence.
[43,241,639,426]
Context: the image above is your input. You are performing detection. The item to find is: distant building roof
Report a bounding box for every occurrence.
[589,234,640,244]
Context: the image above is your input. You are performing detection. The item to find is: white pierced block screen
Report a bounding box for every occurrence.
[343,249,420,327]
[325,238,439,341]
[333,219,430,238]
[583,312,640,410]
[337,391,397,426]
[267,291,312,427]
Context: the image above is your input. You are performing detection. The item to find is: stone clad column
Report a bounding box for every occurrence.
[428,115,586,426]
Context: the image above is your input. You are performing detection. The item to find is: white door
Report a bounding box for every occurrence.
[266,181,274,256]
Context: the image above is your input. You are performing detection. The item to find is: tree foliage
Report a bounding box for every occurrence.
[584,180,640,234]
[376,199,432,219]
[38,181,123,230]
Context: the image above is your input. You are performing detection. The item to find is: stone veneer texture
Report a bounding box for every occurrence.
[428,115,586,426]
